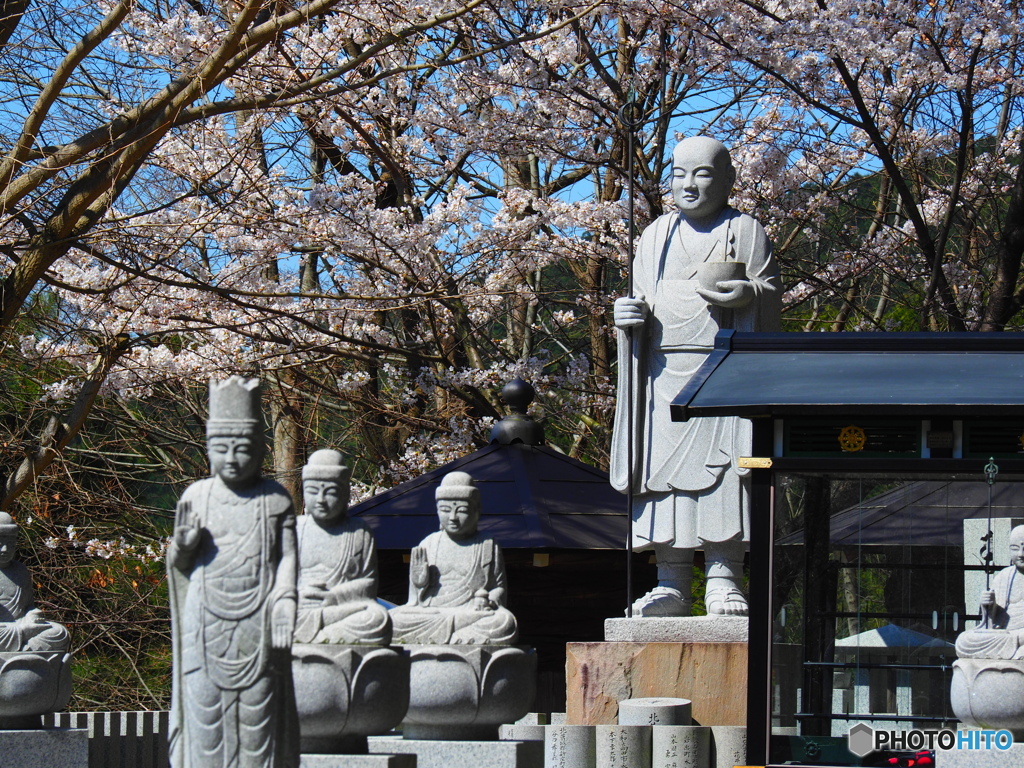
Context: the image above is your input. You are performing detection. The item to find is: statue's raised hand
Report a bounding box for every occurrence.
[410,546,429,588]
[695,279,754,309]
[614,297,648,329]
[173,501,200,551]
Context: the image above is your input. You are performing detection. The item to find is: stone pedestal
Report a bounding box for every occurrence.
[566,643,746,726]
[301,755,415,768]
[605,618,747,644]
[709,725,746,768]
[0,650,73,722]
[950,657,1024,735]
[402,645,536,740]
[293,644,410,754]
[595,725,652,768]
[937,740,1024,767]
[652,725,710,768]
[0,727,88,768]
[544,724,595,768]
[618,697,692,726]
[369,736,542,768]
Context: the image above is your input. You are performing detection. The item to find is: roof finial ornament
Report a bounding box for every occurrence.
[489,379,544,445]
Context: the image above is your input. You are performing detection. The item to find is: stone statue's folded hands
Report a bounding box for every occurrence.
[300,582,328,604]
[614,297,648,329]
[695,279,754,309]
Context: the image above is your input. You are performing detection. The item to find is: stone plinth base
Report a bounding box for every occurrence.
[369,737,542,768]
[401,645,536,740]
[499,723,545,741]
[301,755,415,768]
[566,643,746,726]
[605,617,748,644]
[0,727,88,767]
[937,740,1024,767]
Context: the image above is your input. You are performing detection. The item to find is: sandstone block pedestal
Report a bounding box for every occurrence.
[565,642,747,726]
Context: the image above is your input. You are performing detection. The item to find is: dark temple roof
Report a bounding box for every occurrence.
[348,442,628,550]
[672,330,1024,422]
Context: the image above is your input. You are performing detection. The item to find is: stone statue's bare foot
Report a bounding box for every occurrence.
[706,588,748,616]
[629,586,691,617]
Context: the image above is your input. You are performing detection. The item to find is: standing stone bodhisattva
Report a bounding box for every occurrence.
[167,377,299,768]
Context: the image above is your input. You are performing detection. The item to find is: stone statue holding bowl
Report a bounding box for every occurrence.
[611,136,781,617]
[295,448,391,645]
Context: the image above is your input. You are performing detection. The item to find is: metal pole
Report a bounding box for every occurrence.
[617,99,643,617]
[982,456,999,627]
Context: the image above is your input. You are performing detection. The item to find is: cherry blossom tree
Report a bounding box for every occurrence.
[0,0,1020,707]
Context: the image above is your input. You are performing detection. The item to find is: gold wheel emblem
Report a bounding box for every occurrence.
[838,425,866,453]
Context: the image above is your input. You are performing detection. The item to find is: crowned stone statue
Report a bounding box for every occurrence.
[295,449,391,645]
[167,377,299,768]
[390,472,517,644]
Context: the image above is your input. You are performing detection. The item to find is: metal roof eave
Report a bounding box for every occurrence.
[672,330,1024,422]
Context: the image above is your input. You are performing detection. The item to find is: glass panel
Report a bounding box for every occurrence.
[768,472,1023,766]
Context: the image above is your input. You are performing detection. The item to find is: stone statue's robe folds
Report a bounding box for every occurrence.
[391,531,516,645]
[0,561,69,652]
[168,477,299,768]
[956,565,1024,659]
[294,516,390,644]
[610,207,781,550]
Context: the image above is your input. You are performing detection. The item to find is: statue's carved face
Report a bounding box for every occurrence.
[304,479,348,523]
[671,138,735,222]
[208,435,262,485]
[437,499,479,539]
[1010,526,1024,571]
[0,533,14,567]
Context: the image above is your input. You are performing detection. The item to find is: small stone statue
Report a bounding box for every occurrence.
[611,136,781,617]
[391,472,517,644]
[167,377,299,768]
[956,525,1024,659]
[295,449,391,645]
[0,513,69,653]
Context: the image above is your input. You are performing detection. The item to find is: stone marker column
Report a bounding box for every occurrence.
[544,724,596,768]
[653,725,710,768]
[710,725,746,768]
[596,725,652,768]
[618,698,692,726]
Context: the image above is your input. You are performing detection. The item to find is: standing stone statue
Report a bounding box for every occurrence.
[391,471,517,644]
[611,136,781,617]
[295,449,391,644]
[0,513,69,653]
[167,377,299,768]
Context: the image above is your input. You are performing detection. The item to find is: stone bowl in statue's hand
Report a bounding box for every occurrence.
[697,261,745,293]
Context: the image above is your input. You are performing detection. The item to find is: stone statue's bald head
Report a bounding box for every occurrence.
[671,137,736,222]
